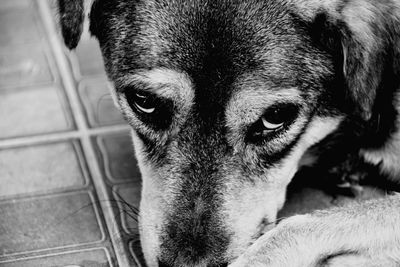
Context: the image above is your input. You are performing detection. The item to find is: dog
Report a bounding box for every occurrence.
[59,0,400,266]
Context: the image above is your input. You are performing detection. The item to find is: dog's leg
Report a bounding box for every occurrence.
[230,194,400,267]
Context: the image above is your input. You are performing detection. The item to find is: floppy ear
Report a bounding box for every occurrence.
[58,0,85,49]
[291,0,400,121]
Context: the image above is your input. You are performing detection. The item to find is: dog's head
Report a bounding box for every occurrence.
[59,0,399,266]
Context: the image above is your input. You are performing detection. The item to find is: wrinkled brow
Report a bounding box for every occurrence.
[114,68,193,95]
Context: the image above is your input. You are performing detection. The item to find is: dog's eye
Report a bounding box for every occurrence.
[126,90,156,114]
[247,103,299,142]
[261,104,299,132]
[261,111,285,130]
[123,87,174,131]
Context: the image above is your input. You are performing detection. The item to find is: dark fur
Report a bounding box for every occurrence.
[58,0,84,49]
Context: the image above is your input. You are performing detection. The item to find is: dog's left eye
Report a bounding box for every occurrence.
[248,103,299,141]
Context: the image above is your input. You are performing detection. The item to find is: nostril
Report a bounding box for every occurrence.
[209,263,229,267]
[158,260,173,267]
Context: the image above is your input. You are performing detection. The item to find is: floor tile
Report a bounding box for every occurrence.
[0,45,54,89]
[113,183,141,234]
[95,133,142,183]
[0,5,42,46]
[0,248,113,267]
[0,1,138,266]
[0,141,87,198]
[0,192,104,256]
[0,1,32,10]
[0,86,73,139]
[78,78,125,127]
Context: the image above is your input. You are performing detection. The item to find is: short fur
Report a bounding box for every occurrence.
[59,0,400,266]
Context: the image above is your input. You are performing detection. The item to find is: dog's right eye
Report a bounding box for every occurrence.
[124,88,174,130]
[125,90,157,114]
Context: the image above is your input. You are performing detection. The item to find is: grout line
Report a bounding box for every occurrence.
[0,247,113,265]
[0,131,80,149]
[0,125,131,150]
[88,124,131,136]
[36,1,133,267]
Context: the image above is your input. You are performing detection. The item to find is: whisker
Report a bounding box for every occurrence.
[112,189,140,217]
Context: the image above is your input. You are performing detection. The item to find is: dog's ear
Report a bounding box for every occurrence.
[58,0,85,49]
[291,0,400,121]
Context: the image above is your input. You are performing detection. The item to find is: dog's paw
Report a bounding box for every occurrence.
[324,254,391,267]
[228,214,392,267]
[229,211,399,267]
[229,214,319,267]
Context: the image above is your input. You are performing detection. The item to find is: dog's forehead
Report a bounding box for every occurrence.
[100,0,307,83]
[133,0,293,63]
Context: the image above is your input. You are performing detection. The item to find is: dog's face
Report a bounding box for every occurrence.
[60,0,392,266]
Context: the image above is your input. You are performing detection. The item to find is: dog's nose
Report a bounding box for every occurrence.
[158,260,171,267]
[210,263,229,267]
[158,260,228,267]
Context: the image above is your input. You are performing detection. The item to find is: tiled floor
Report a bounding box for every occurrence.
[0,1,139,266]
[0,1,388,267]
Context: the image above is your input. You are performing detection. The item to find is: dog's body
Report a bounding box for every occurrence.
[59,0,400,266]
